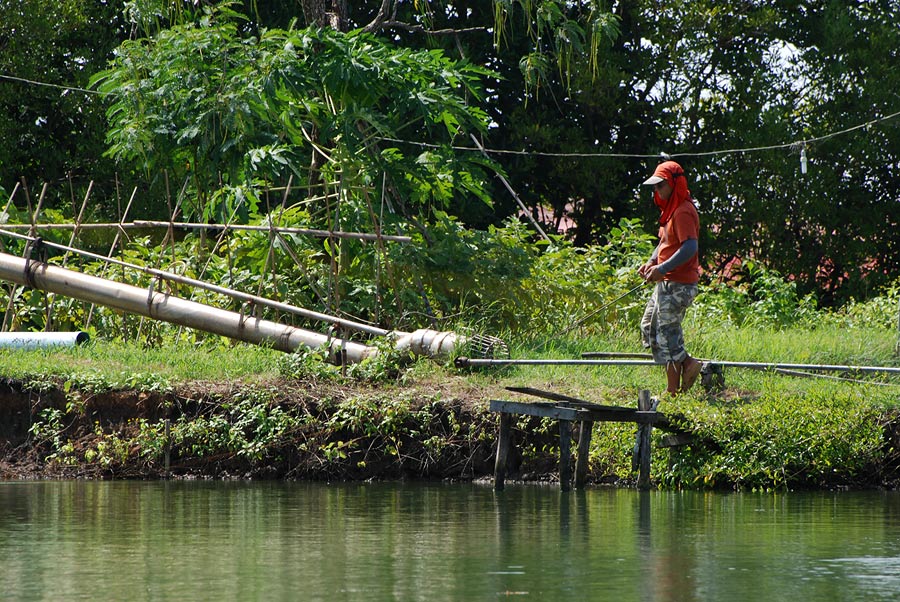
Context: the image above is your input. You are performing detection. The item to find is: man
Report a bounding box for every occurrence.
[637,160,702,395]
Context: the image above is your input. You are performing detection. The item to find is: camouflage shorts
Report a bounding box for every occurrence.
[640,281,698,364]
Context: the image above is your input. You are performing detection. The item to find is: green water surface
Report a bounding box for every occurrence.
[1,481,898,601]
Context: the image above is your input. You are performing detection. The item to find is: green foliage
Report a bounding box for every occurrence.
[492,0,621,94]
[347,339,415,384]
[0,0,122,188]
[316,394,488,472]
[662,388,884,490]
[92,10,495,221]
[83,423,131,468]
[695,260,819,328]
[134,388,304,463]
[824,279,900,330]
[28,407,67,451]
[277,341,415,385]
[278,347,343,382]
[59,371,172,395]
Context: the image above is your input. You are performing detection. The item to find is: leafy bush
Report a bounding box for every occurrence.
[695,260,819,328]
[661,389,884,490]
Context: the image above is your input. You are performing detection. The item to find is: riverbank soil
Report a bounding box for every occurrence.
[0,375,510,482]
[1,375,898,489]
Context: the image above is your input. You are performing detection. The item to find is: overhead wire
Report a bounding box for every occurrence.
[2,71,900,160]
[0,73,109,96]
[379,106,900,159]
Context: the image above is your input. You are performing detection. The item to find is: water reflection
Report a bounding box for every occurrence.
[0,482,898,601]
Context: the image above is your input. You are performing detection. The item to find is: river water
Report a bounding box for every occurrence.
[1,481,898,601]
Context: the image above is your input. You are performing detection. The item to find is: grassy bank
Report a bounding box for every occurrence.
[1,318,899,490]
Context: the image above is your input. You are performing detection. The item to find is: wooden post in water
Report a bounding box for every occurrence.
[494,412,513,491]
[559,419,573,492]
[636,390,652,489]
[574,421,593,489]
[164,418,171,479]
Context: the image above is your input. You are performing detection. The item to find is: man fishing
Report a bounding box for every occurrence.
[637,160,702,395]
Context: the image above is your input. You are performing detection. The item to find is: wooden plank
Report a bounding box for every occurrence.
[490,399,670,427]
[559,419,573,492]
[574,421,593,489]
[494,412,513,491]
[489,399,586,422]
[505,386,629,411]
[501,388,672,427]
[636,390,652,490]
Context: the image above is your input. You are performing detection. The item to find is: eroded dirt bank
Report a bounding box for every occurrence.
[0,375,563,483]
[2,376,900,489]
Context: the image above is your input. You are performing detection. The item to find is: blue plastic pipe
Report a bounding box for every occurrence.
[0,331,90,349]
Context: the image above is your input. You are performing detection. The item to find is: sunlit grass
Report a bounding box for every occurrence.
[0,340,285,385]
[0,320,897,408]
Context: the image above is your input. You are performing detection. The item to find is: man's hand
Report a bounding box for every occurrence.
[638,261,663,281]
[645,267,665,282]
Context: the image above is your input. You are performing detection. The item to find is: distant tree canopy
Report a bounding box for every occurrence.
[0,0,125,192]
[1,0,898,305]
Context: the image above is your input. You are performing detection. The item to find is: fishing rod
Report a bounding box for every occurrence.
[558,281,647,336]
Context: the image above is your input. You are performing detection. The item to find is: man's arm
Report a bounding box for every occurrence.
[644,238,697,281]
[656,238,697,274]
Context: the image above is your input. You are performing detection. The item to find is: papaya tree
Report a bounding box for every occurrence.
[92,5,495,224]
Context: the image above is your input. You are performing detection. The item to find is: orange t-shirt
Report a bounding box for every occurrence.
[657,201,700,284]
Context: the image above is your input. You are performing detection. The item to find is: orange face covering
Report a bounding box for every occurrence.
[651,161,692,224]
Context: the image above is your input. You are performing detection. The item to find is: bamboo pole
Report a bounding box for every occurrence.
[46,180,94,331]
[455,356,900,376]
[84,186,139,330]
[4,180,48,332]
[470,134,551,243]
[0,221,411,242]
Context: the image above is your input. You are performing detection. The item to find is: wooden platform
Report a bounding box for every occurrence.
[490,387,688,491]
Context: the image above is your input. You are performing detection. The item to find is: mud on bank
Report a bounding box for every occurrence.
[2,375,900,490]
[0,375,575,483]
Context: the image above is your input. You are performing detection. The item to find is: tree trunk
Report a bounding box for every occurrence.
[301,0,346,31]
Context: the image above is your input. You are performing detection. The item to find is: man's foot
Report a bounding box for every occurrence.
[680,357,702,392]
[665,361,682,395]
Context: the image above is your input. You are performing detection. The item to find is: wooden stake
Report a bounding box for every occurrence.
[636,389,652,489]
[559,419,573,492]
[494,412,512,491]
[574,420,593,489]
